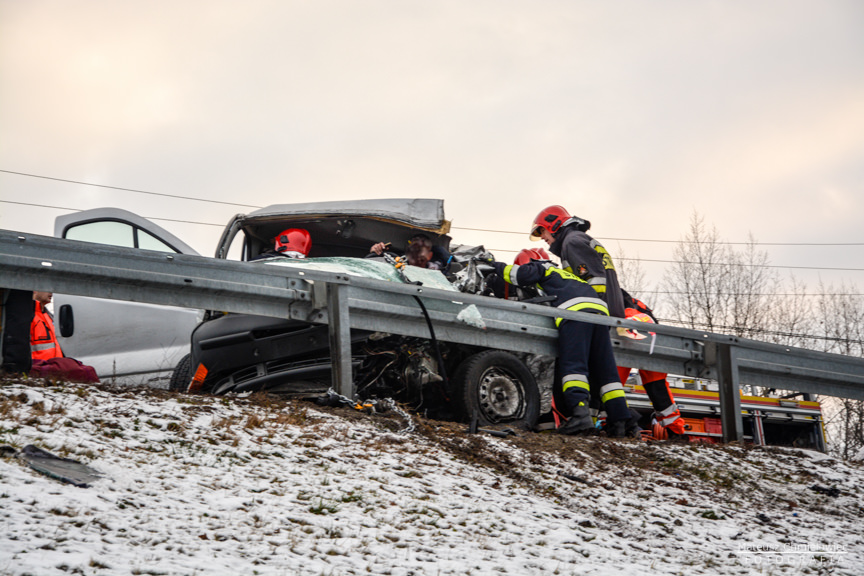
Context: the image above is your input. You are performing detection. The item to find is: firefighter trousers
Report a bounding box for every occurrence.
[557,319,630,423]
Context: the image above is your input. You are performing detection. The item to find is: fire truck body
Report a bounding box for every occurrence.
[624,377,826,451]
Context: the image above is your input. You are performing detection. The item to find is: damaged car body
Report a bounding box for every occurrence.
[175,199,541,428]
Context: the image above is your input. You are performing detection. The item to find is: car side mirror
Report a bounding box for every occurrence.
[58,304,74,337]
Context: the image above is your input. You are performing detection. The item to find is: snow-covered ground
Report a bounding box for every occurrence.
[1,379,861,576]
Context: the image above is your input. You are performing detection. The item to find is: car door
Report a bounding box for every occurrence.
[53,208,201,386]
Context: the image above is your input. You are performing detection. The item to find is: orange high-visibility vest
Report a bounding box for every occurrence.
[31,302,63,360]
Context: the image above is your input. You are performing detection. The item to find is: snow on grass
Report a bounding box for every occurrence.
[1,379,862,576]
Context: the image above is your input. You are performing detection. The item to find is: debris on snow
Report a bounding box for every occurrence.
[1,378,862,576]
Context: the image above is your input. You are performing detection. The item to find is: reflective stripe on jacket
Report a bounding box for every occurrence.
[495,260,609,326]
[549,225,626,318]
[31,303,63,361]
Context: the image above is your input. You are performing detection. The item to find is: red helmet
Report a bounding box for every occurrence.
[530,205,571,240]
[275,228,311,257]
[514,248,550,265]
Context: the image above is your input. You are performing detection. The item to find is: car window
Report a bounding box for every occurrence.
[136,229,176,253]
[225,234,245,261]
[64,220,177,253]
[65,221,135,247]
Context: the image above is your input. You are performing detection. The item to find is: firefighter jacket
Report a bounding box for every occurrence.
[31,302,63,361]
[492,260,609,325]
[548,224,626,318]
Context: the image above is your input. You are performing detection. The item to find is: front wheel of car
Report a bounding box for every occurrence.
[169,353,193,392]
[454,350,540,430]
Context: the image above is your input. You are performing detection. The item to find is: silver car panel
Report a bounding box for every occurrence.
[53,207,200,386]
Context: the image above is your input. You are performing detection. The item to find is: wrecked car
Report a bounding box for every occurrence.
[171,199,541,428]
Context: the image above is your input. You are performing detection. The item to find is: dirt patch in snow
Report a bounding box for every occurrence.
[2,375,862,576]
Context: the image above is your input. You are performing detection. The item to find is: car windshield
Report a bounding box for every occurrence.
[262,256,485,329]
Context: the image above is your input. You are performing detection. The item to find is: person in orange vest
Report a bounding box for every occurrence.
[31,291,64,361]
[617,289,686,436]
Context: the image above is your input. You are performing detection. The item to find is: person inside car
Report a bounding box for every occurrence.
[369,234,452,272]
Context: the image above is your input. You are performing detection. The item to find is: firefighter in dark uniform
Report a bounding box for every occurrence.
[530,205,625,318]
[530,206,684,437]
[492,249,632,436]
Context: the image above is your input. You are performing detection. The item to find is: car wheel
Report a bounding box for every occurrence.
[455,350,540,429]
[169,353,193,392]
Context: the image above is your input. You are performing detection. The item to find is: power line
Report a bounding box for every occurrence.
[639,289,864,297]
[2,199,863,295]
[622,257,864,273]
[484,247,864,273]
[455,225,864,246]
[2,168,862,247]
[0,169,262,209]
[657,318,864,347]
[0,200,224,227]
[3,198,863,273]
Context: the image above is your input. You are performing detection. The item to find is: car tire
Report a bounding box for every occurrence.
[455,350,540,430]
[169,353,193,392]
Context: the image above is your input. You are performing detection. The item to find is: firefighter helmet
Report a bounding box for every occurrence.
[530,205,571,240]
[514,248,551,265]
[274,228,312,257]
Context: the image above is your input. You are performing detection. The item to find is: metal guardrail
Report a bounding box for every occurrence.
[3,229,864,444]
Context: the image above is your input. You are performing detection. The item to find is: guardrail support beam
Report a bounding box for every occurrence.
[327,283,353,398]
[714,343,744,443]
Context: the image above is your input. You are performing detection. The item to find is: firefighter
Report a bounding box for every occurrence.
[617,290,686,436]
[31,291,63,361]
[492,249,633,437]
[254,228,312,260]
[530,205,625,318]
[274,228,312,258]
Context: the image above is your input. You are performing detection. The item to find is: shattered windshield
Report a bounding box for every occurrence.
[261,256,485,328]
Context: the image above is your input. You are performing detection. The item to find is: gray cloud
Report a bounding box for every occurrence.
[1,0,862,288]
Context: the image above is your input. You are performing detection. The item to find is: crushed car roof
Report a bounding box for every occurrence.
[243,199,450,234]
[219,198,453,260]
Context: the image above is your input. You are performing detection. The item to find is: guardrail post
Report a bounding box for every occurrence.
[714,343,744,443]
[327,283,354,398]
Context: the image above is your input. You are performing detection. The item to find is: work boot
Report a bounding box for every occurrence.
[606,411,643,439]
[665,429,689,443]
[557,405,594,435]
[605,420,626,438]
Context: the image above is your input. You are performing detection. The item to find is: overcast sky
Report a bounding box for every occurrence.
[1,0,862,292]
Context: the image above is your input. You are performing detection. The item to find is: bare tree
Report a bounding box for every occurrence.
[663,212,731,331]
[761,275,814,348]
[726,234,782,339]
[814,280,864,460]
[661,212,863,457]
[613,243,649,297]
[662,212,781,338]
